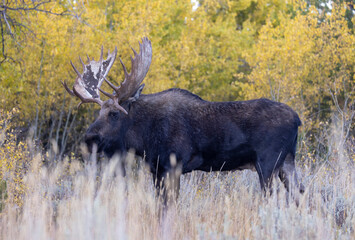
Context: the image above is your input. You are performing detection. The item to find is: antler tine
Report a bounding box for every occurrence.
[104,77,120,91]
[98,87,115,99]
[61,80,75,96]
[70,61,82,78]
[77,102,83,109]
[119,58,129,79]
[73,87,103,106]
[79,56,85,70]
[86,54,90,63]
[113,102,128,115]
[131,46,138,56]
[98,86,128,114]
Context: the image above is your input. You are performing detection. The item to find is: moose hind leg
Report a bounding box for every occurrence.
[279,153,305,194]
[255,158,278,195]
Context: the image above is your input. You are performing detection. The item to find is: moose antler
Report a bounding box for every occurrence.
[103,37,152,105]
[62,46,117,108]
[63,37,152,114]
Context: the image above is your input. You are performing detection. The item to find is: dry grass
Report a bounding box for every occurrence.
[0,148,354,240]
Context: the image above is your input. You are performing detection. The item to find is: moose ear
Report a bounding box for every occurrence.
[129,84,145,102]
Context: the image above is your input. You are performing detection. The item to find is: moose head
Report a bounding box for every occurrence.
[62,37,152,156]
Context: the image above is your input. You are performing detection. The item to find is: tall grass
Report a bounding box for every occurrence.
[0,111,354,239]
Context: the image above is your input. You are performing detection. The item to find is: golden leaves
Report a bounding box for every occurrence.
[0,0,353,153]
[0,109,30,207]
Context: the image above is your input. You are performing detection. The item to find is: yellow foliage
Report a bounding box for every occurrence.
[1,0,256,121]
[240,2,354,133]
[0,0,353,155]
[0,109,31,206]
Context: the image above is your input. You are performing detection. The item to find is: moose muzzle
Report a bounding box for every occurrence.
[84,132,102,153]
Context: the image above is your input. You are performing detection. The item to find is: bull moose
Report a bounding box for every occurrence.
[62,37,304,204]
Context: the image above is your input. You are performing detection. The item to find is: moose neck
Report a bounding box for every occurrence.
[121,99,149,158]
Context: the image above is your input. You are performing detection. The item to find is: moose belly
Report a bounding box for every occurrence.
[189,143,257,172]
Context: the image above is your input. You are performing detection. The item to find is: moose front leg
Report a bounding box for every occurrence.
[154,170,181,207]
[153,156,182,212]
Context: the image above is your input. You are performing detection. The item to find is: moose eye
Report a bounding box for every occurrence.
[108,111,119,120]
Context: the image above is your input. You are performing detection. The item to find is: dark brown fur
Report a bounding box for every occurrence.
[85,88,305,204]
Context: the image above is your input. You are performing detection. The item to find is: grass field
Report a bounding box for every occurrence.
[0,114,354,239]
[0,150,354,239]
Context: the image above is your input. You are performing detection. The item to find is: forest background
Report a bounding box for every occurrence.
[0,0,354,158]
